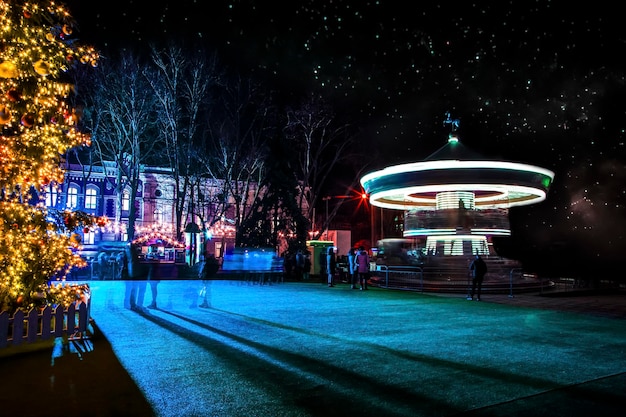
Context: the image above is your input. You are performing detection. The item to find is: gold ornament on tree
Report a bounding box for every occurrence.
[33,59,50,76]
[0,106,11,124]
[0,61,18,78]
[20,113,35,127]
[7,88,21,101]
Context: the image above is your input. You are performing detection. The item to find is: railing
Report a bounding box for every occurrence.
[374,265,424,291]
[0,301,91,349]
[371,263,552,294]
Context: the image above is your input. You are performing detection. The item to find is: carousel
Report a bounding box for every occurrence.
[360,122,555,293]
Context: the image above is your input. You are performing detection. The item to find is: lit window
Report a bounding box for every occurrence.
[85,187,97,210]
[122,190,130,211]
[44,184,58,207]
[67,186,79,208]
[154,208,163,224]
[83,231,95,245]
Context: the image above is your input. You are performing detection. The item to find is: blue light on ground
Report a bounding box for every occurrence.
[87,281,626,417]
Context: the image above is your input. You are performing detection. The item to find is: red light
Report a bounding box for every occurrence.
[361,193,368,199]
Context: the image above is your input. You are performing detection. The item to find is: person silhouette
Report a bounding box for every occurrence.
[326,247,336,287]
[198,254,220,308]
[295,249,305,280]
[302,253,311,280]
[468,254,487,301]
[347,247,357,289]
[355,247,370,290]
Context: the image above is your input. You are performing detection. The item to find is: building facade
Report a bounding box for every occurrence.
[44,161,238,278]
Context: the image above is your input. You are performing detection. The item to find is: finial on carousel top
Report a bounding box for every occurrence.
[443,111,460,143]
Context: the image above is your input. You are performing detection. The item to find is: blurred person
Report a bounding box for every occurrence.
[146,262,159,309]
[295,249,305,280]
[356,247,370,290]
[283,251,294,281]
[302,253,311,280]
[319,250,327,281]
[326,247,336,287]
[125,244,149,311]
[347,247,358,289]
[198,254,220,308]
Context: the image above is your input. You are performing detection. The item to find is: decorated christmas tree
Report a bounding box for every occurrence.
[0,0,104,313]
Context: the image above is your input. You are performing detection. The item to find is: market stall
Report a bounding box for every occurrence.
[129,232,186,279]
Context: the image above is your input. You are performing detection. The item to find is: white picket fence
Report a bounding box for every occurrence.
[0,301,91,349]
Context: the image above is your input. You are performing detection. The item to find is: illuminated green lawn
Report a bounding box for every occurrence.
[89,280,626,417]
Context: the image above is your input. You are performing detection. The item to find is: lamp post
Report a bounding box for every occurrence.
[322,196,331,240]
[184,222,201,265]
[360,192,375,249]
[369,202,374,248]
[321,195,350,241]
[380,207,384,241]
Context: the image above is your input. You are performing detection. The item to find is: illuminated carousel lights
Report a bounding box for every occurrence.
[404,229,457,236]
[436,191,476,209]
[361,160,555,211]
[471,228,511,236]
[368,184,549,210]
[403,228,511,237]
[424,234,493,241]
[425,235,490,256]
[362,160,555,180]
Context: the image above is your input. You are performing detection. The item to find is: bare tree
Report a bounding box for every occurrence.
[64,70,100,219]
[284,94,361,239]
[85,52,159,241]
[147,44,220,241]
[202,76,275,246]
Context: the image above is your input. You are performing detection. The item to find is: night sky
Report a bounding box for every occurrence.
[62,0,625,272]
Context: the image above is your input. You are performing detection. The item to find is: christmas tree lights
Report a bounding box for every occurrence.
[0,1,104,312]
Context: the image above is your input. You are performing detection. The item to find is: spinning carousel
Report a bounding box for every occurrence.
[360,119,555,292]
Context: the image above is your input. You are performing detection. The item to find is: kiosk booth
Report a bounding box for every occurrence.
[129,232,186,279]
[306,240,334,276]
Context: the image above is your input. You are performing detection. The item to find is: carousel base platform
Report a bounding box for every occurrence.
[370,257,552,294]
[369,274,554,294]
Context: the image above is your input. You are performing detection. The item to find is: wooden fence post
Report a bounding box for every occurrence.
[11,310,24,347]
[0,296,91,348]
[0,311,8,348]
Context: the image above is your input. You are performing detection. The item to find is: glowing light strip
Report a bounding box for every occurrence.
[404,229,457,236]
[471,228,511,235]
[361,160,555,185]
[426,234,490,241]
[370,184,546,210]
[403,228,511,237]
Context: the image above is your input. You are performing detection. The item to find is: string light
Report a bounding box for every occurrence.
[132,232,184,248]
[0,1,102,313]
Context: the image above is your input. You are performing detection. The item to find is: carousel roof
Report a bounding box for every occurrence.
[360,137,555,211]
[424,137,487,161]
